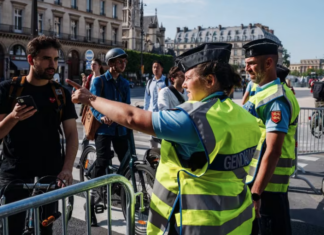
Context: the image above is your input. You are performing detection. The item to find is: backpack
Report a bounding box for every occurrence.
[146,76,169,96]
[313,82,324,101]
[1,76,66,156]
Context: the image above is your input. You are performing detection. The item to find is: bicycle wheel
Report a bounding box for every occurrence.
[120,163,156,235]
[79,145,103,202]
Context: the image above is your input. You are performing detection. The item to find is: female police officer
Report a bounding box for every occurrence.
[68,43,261,235]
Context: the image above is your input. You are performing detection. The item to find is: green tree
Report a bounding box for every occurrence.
[290,70,300,76]
[282,48,290,68]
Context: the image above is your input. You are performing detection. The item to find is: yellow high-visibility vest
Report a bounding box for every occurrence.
[147,96,261,235]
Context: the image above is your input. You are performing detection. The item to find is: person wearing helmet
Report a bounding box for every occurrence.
[88,48,130,226]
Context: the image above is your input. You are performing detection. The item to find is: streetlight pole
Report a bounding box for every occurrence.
[31,0,38,38]
[140,0,144,82]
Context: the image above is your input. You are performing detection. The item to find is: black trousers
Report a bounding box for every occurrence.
[0,178,56,235]
[92,134,129,178]
[251,191,292,235]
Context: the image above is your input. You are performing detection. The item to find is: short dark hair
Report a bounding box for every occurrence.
[194,61,241,95]
[27,35,61,58]
[168,66,181,85]
[152,60,163,68]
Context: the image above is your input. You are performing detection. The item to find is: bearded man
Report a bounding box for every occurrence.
[0,36,78,234]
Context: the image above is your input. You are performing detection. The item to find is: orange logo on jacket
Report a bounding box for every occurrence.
[271,111,281,124]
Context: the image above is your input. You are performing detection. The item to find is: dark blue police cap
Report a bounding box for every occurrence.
[276,64,290,82]
[243,38,279,58]
[175,43,232,72]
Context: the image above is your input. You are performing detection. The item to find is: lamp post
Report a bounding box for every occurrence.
[140,0,144,81]
[31,0,38,38]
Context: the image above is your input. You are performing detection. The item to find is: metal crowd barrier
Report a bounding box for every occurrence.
[0,174,141,235]
[297,107,324,155]
[292,107,324,194]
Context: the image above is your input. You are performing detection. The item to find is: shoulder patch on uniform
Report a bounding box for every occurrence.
[271,111,281,124]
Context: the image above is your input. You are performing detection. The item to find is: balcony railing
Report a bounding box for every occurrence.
[100,12,106,16]
[0,24,123,47]
[86,9,93,13]
[71,5,78,10]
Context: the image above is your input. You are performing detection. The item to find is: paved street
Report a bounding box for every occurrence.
[2,86,324,234]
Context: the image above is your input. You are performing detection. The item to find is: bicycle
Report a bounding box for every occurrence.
[0,176,73,235]
[78,129,157,235]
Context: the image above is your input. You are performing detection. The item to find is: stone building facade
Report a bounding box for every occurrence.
[289,59,324,74]
[172,23,283,74]
[122,1,165,54]
[0,0,124,82]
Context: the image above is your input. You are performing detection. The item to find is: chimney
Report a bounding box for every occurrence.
[249,23,252,29]
[269,29,274,34]
[176,27,180,33]
[241,24,244,29]
[184,27,188,32]
[219,25,222,30]
[198,26,202,31]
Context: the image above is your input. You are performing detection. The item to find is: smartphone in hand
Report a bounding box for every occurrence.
[16,95,38,111]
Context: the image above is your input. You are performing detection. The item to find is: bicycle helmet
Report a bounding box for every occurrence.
[105,48,128,63]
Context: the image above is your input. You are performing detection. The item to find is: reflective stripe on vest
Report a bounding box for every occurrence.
[245,84,300,192]
[147,97,261,235]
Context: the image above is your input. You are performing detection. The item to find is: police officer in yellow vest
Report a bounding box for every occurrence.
[69,43,261,235]
[242,38,300,235]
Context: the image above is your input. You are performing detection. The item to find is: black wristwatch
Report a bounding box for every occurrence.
[252,193,261,201]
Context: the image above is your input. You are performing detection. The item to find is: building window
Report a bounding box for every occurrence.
[86,23,92,41]
[213,36,217,42]
[233,60,238,65]
[184,38,188,43]
[100,26,106,43]
[241,59,245,65]
[12,45,26,56]
[71,20,77,39]
[71,0,77,9]
[227,36,231,41]
[113,4,117,19]
[100,1,105,15]
[184,45,186,49]
[242,49,245,56]
[87,0,92,12]
[205,37,209,42]
[190,45,193,48]
[54,17,61,37]
[54,0,62,5]
[99,53,105,62]
[14,9,23,32]
[235,36,240,41]
[234,50,237,56]
[112,28,117,45]
[38,14,43,34]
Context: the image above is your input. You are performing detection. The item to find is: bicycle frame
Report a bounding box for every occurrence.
[0,177,73,235]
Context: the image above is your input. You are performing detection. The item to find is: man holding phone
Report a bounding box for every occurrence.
[0,36,78,234]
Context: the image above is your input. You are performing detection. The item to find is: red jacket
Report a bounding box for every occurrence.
[85,74,93,90]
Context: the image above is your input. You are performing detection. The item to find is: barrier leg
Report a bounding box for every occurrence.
[34,207,40,234]
[106,184,112,235]
[85,190,92,235]
[2,217,8,235]
[126,185,135,235]
[62,197,67,234]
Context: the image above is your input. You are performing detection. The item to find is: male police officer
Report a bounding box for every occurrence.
[243,38,300,235]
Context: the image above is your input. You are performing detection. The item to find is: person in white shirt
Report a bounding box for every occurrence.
[158,66,188,110]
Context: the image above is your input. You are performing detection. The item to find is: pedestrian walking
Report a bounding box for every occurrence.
[87,48,130,226]
[158,66,187,110]
[242,38,300,235]
[69,42,261,235]
[0,35,78,234]
[144,61,169,147]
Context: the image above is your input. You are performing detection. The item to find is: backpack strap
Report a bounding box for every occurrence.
[9,76,26,110]
[146,78,153,96]
[49,80,66,120]
[168,86,185,104]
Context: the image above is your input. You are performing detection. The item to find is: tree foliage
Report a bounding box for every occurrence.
[282,48,291,68]
[123,50,174,79]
